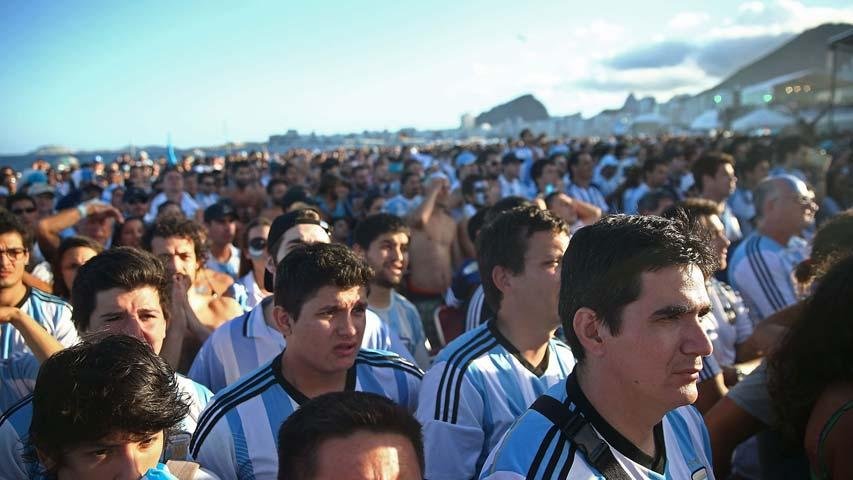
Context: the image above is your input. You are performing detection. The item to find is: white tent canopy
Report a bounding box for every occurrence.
[689,110,720,130]
[732,108,794,132]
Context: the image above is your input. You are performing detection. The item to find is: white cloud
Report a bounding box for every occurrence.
[668,12,711,30]
[711,0,853,39]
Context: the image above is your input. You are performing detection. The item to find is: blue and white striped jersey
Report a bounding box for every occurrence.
[0,354,38,412]
[465,285,490,333]
[566,183,609,214]
[370,291,431,368]
[0,374,213,479]
[417,321,576,480]
[189,349,423,480]
[728,233,807,321]
[705,278,753,366]
[479,374,715,480]
[1,288,79,359]
[188,298,406,392]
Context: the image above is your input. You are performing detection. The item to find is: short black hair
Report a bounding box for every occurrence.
[277,391,424,480]
[5,192,35,210]
[28,334,189,474]
[71,247,171,332]
[0,207,32,249]
[362,193,383,213]
[477,206,568,312]
[530,157,556,182]
[775,135,803,163]
[637,189,675,215]
[353,213,409,250]
[143,215,208,262]
[559,215,715,362]
[642,156,669,176]
[482,196,532,225]
[691,152,734,191]
[51,235,105,300]
[274,242,373,321]
[741,144,772,175]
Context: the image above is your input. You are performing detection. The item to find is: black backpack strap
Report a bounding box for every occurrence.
[530,395,632,480]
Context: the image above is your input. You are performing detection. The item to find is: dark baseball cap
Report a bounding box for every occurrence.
[502,152,523,164]
[204,201,237,223]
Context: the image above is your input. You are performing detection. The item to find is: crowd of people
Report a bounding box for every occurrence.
[0,129,850,479]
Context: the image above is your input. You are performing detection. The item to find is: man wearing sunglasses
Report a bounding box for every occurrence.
[188,208,407,393]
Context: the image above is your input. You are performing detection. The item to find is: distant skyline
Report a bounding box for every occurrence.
[2,0,852,154]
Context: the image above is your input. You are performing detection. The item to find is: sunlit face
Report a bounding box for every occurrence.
[312,431,422,480]
[60,246,99,293]
[597,265,713,410]
[703,214,730,271]
[0,232,29,288]
[365,232,409,288]
[207,218,236,247]
[163,171,183,193]
[150,236,198,280]
[711,163,737,198]
[87,286,167,354]
[505,231,570,328]
[78,216,115,246]
[267,224,331,285]
[570,153,594,182]
[119,219,145,249]
[275,285,367,374]
[52,430,165,480]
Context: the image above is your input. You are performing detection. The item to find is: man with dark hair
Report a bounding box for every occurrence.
[530,157,561,196]
[384,171,422,218]
[623,156,670,214]
[480,214,716,479]
[566,151,609,212]
[353,213,430,368]
[190,242,422,480]
[417,206,575,479]
[188,208,399,393]
[147,167,201,222]
[0,248,213,479]
[278,391,424,480]
[195,172,220,210]
[692,152,742,242]
[637,189,676,216]
[0,209,77,359]
[203,201,240,280]
[729,175,817,321]
[771,135,808,181]
[498,153,526,198]
[144,216,243,332]
[25,335,213,479]
[730,145,771,237]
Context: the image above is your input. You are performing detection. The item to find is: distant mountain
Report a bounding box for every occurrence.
[705,23,852,93]
[475,94,549,126]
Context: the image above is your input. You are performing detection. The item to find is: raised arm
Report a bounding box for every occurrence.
[0,307,63,362]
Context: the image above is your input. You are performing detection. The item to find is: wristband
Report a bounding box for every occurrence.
[77,203,88,219]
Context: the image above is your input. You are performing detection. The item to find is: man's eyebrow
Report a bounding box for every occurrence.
[651,303,712,317]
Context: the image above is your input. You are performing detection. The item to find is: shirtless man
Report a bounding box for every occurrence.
[143,216,243,370]
[407,173,460,346]
[222,161,266,223]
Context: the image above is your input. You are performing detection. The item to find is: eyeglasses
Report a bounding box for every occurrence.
[0,247,28,261]
[12,207,37,215]
[784,195,816,207]
[126,198,148,205]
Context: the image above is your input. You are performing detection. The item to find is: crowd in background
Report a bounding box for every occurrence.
[0,128,851,479]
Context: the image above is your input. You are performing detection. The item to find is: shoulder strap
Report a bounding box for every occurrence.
[165,460,201,480]
[530,395,632,480]
[815,400,853,479]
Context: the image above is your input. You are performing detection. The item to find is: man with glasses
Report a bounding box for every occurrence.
[188,208,403,392]
[729,175,818,321]
[0,209,78,360]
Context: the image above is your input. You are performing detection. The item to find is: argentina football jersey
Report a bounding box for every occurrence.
[1,288,78,360]
[479,374,714,480]
[190,349,423,480]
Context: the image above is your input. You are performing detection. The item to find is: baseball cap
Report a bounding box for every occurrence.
[264,208,331,291]
[456,151,477,167]
[501,152,523,164]
[28,183,56,197]
[203,201,237,223]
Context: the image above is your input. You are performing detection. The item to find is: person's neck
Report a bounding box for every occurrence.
[368,283,392,309]
[252,266,269,294]
[494,305,555,367]
[0,283,27,307]
[280,350,349,399]
[758,223,794,246]
[210,242,232,262]
[576,365,661,456]
[701,189,727,204]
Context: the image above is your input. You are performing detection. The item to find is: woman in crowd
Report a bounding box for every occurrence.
[236,217,272,309]
[50,236,104,300]
[111,215,145,249]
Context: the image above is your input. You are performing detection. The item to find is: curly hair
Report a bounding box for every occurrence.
[768,254,853,448]
[142,215,209,263]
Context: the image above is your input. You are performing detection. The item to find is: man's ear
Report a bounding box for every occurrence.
[491,265,512,296]
[352,244,365,258]
[572,307,607,359]
[273,306,295,337]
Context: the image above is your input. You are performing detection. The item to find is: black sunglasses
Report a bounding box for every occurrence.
[248,237,267,251]
[12,207,37,215]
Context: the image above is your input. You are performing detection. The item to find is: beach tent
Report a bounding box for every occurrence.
[732,108,794,132]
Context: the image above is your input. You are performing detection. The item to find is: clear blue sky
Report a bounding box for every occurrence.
[1,0,851,154]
